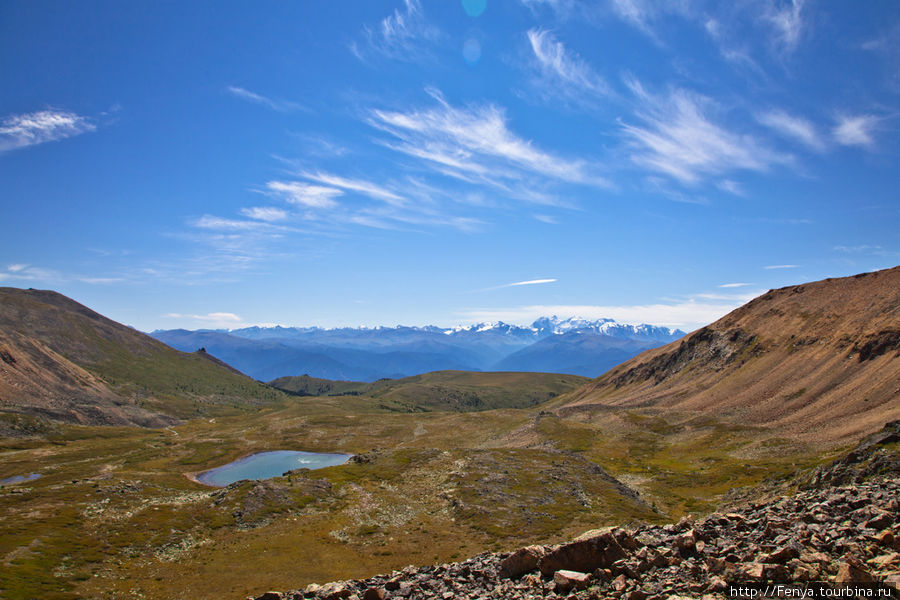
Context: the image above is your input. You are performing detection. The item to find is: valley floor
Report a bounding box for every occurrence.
[0,392,835,600]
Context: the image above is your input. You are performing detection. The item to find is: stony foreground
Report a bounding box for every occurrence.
[251,423,900,600]
[250,473,899,600]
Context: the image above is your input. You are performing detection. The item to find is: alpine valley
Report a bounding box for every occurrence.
[0,267,898,600]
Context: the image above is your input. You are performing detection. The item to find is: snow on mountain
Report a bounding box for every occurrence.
[218,317,683,341]
[151,317,685,380]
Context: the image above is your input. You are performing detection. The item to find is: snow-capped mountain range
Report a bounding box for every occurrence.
[151,317,685,382]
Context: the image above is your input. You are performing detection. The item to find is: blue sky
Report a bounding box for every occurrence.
[1,0,898,332]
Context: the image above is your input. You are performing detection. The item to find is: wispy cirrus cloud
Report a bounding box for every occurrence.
[369,88,609,189]
[226,86,305,112]
[603,0,807,66]
[761,0,805,52]
[266,181,345,209]
[191,215,293,231]
[352,0,441,61]
[764,264,799,269]
[621,78,788,184]
[0,263,58,282]
[298,172,406,205]
[0,263,122,285]
[473,278,558,293]
[716,179,744,196]
[162,311,245,329]
[239,206,289,222]
[608,0,657,35]
[719,282,751,288]
[832,245,894,257]
[525,29,612,107]
[833,114,879,148]
[520,0,574,11]
[0,109,96,153]
[757,109,825,152]
[834,245,879,253]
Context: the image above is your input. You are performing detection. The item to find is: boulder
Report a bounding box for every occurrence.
[315,582,353,600]
[539,528,628,577]
[866,513,893,530]
[759,545,799,564]
[835,560,874,584]
[361,588,385,600]
[553,569,591,592]
[499,545,546,579]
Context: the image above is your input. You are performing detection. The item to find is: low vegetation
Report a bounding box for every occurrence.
[271,370,591,412]
[0,388,828,600]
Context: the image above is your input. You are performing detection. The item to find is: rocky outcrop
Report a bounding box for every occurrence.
[254,475,899,600]
[803,420,900,488]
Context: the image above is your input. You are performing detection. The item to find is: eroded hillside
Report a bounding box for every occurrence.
[0,287,284,430]
[556,266,900,444]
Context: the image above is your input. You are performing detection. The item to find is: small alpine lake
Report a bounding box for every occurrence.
[0,473,41,486]
[195,450,352,487]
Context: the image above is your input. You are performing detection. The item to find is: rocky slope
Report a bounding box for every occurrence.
[0,287,284,429]
[555,266,900,444]
[252,422,900,600]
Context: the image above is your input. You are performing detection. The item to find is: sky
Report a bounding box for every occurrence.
[1,0,898,333]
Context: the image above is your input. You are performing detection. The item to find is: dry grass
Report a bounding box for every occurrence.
[0,393,832,600]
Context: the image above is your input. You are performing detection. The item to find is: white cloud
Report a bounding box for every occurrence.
[226,86,305,112]
[834,244,881,253]
[267,180,344,209]
[163,312,245,329]
[534,214,560,224]
[621,79,788,184]
[833,114,878,148]
[192,215,280,230]
[370,89,608,188]
[0,264,59,282]
[526,29,611,105]
[716,179,744,196]
[78,277,126,284]
[719,282,750,288]
[507,278,557,287]
[240,206,289,222]
[458,292,759,331]
[470,278,558,293]
[757,109,825,151]
[607,0,696,39]
[355,0,441,61]
[298,172,405,205]
[1,263,126,286]
[609,0,655,33]
[0,109,96,152]
[520,0,577,17]
[764,264,799,269]
[761,0,805,52]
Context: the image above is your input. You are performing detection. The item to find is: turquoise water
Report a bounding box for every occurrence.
[196,450,351,487]
[0,473,41,486]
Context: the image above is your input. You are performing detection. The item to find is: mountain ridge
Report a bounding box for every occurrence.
[151,318,685,381]
[0,287,285,429]
[553,266,900,444]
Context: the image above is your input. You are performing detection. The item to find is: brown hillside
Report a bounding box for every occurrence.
[0,287,283,430]
[556,266,900,444]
